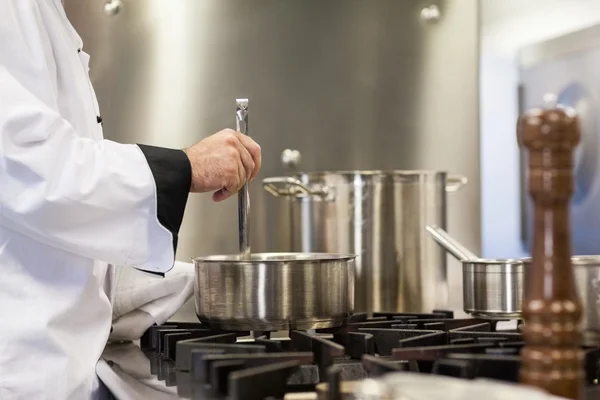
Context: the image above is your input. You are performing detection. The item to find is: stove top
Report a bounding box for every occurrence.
[106,310,600,399]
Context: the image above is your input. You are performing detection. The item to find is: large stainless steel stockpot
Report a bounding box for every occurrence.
[193,252,356,331]
[262,170,467,314]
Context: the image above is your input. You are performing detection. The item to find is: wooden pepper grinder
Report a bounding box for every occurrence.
[518,106,584,399]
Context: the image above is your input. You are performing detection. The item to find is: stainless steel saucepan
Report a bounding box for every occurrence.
[426,225,525,319]
[193,252,356,331]
[192,99,356,331]
[426,226,600,343]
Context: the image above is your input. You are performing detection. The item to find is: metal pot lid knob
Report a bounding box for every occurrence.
[420,4,441,23]
[281,149,302,170]
[518,105,584,398]
[103,0,123,16]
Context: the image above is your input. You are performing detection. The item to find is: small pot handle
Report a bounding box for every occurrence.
[591,276,600,305]
[425,225,479,262]
[445,174,468,192]
[262,177,328,198]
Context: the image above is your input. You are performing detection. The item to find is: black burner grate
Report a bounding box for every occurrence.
[138,310,600,400]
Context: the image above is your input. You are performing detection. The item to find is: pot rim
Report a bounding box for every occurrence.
[521,255,600,266]
[286,169,450,177]
[192,252,358,263]
[463,259,525,273]
[463,258,524,265]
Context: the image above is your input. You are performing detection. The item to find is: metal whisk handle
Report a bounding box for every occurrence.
[236,98,250,257]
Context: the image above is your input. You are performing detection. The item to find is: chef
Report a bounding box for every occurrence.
[0,1,262,399]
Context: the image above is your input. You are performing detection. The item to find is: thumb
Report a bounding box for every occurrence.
[212,188,233,202]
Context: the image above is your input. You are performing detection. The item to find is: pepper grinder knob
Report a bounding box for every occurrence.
[518,106,584,399]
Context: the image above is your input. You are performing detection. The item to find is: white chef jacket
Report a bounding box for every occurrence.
[0,1,191,399]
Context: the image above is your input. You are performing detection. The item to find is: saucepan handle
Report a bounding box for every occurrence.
[425,225,479,262]
[262,177,329,199]
[445,174,468,192]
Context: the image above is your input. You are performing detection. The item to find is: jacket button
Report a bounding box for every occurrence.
[97,116,103,124]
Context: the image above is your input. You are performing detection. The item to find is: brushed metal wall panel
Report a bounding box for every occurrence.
[64,0,481,319]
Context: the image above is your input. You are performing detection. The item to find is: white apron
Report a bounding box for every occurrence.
[0,1,178,398]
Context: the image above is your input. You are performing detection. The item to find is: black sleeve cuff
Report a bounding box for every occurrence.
[137,144,191,261]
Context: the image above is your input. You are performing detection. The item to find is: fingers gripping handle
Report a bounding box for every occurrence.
[236,98,250,257]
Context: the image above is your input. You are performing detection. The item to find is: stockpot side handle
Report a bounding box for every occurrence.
[445,175,468,192]
[262,177,328,198]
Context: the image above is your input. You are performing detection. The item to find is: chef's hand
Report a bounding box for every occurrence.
[183,129,262,202]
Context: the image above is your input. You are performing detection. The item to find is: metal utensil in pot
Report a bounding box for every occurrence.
[236,98,250,258]
[193,99,356,331]
[426,225,525,319]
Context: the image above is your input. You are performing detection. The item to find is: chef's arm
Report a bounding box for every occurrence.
[0,68,189,274]
[136,144,191,268]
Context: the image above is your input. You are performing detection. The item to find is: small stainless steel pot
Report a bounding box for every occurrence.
[426,225,525,319]
[193,252,356,331]
[427,226,600,341]
[522,256,600,345]
[462,259,525,319]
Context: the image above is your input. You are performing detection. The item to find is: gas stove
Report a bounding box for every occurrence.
[123,310,599,399]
